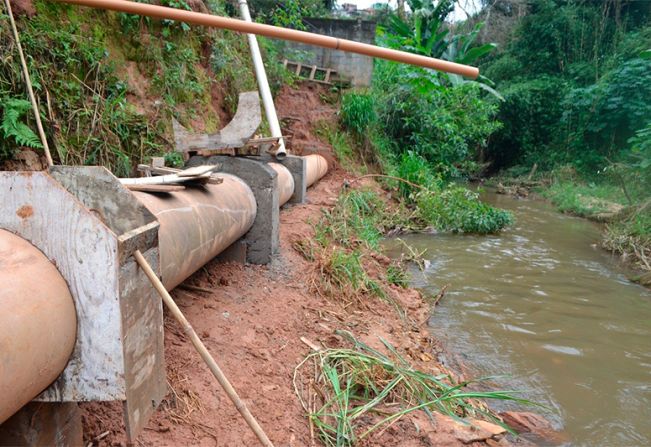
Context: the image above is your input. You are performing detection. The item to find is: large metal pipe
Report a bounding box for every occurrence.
[133,174,256,290]
[305,154,329,187]
[54,0,479,79]
[268,162,295,206]
[0,229,77,424]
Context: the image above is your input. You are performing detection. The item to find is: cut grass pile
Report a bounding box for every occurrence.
[294,331,533,447]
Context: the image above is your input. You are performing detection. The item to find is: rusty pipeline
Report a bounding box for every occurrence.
[54,0,479,78]
[305,154,329,188]
[133,174,256,290]
[268,162,295,206]
[0,230,77,424]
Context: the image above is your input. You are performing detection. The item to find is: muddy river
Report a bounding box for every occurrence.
[385,191,651,446]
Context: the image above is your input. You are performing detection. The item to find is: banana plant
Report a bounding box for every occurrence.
[383,0,502,99]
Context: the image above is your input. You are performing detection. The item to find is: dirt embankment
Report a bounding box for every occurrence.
[81,83,528,447]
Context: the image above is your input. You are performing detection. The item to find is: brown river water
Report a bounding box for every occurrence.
[384,191,651,447]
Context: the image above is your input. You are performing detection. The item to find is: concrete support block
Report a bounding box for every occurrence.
[188,156,279,264]
[277,154,307,204]
[216,240,248,264]
[0,403,82,447]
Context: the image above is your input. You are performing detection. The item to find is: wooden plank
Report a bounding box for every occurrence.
[177,164,219,177]
[295,62,302,75]
[309,65,317,80]
[311,79,333,86]
[125,184,186,193]
[325,68,332,83]
[244,136,282,146]
[135,166,224,185]
[196,147,236,157]
[120,248,166,441]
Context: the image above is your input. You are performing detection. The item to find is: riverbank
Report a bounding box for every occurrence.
[388,191,651,446]
[79,84,533,446]
[489,172,651,287]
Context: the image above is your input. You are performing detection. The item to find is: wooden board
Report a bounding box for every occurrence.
[119,248,166,441]
[136,165,224,185]
[0,172,126,401]
[125,184,186,192]
[177,165,219,177]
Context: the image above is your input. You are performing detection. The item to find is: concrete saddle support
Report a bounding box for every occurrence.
[173,91,261,156]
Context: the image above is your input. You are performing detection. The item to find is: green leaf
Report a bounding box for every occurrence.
[457,43,497,65]
[641,49,651,59]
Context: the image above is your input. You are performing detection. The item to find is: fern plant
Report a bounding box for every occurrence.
[0,97,43,156]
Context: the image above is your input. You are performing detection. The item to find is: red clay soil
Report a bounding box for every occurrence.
[80,83,525,447]
[8,0,36,17]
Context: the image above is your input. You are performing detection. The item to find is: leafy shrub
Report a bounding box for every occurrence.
[374,73,501,178]
[415,186,514,234]
[486,76,567,171]
[389,151,442,200]
[482,0,651,176]
[560,58,651,174]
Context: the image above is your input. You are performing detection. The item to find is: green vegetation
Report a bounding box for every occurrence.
[294,331,531,447]
[477,0,651,273]
[334,1,513,236]
[542,181,626,218]
[315,189,402,250]
[414,186,513,233]
[0,98,42,153]
[338,86,513,235]
[294,188,403,307]
[0,0,291,175]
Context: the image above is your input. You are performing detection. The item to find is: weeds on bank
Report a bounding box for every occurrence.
[294,331,532,447]
[541,180,627,217]
[294,188,409,310]
[315,189,407,251]
[603,205,651,279]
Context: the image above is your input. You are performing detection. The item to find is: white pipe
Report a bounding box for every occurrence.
[238,0,286,159]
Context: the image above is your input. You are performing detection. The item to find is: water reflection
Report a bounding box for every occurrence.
[384,192,651,446]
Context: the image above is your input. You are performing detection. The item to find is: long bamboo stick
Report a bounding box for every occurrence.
[53,0,479,79]
[133,250,275,447]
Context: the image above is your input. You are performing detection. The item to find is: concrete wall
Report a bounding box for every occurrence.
[285,18,376,87]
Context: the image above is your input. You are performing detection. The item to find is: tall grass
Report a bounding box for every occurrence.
[340,92,376,135]
[316,189,404,250]
[294,331,534,447]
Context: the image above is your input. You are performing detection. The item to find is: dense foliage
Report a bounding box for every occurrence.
[482,0,651,177]
[338,0,512,234]
[480,0,651,272]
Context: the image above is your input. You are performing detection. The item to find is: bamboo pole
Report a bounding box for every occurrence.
[4,0,54,167]
[53,0,479,79]
[133,250,275,447]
